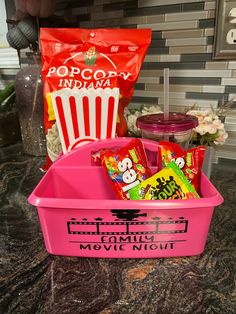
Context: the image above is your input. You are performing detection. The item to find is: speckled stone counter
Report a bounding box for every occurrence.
[0,143,235,314]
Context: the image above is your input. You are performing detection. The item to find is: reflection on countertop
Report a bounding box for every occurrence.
[0,143,235,314]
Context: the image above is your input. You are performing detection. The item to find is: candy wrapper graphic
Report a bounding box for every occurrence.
[99,138,152,200]
[49,87,119,153]
[129,161,200,201]
[157,141,206,193]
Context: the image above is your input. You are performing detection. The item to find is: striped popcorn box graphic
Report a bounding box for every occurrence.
[49,87,120,153]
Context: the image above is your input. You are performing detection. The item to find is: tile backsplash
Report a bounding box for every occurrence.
[56,0,236,160]
[1,0,235,160]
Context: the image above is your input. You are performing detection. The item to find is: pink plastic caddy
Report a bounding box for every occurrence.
[28,138,223,258]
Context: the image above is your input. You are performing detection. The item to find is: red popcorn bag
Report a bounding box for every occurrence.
[158,141,206,193]
[99,139,152,200]
[40,28,151,170]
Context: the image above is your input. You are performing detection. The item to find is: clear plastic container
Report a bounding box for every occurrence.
[136,112,198,149]
[15,52,46,156]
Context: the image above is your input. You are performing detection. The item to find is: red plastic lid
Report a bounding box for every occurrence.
[136,112,198,132]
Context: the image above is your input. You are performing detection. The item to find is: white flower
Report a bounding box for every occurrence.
[212,118,224,130]
[141,105,162,115]
[195,124,208,135]
[214,129,228,145]
[126,111,142,136]
[203,116,212,122]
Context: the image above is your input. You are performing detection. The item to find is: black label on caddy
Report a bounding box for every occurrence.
[67,209,188,252]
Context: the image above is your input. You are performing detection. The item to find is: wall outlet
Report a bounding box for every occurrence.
[214,0,236,59]
[228,7,236,23]
[226,29,236,44]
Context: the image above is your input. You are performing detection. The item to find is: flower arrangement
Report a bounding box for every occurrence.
[186,109,228,146]
[125,102,231,147]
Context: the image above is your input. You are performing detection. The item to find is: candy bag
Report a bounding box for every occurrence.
[158,141,206,192]
[100,139,151,200]
[40,28,151,170]
[129,161,200,200]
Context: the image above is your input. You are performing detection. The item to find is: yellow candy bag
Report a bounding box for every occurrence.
[129,161,200,200]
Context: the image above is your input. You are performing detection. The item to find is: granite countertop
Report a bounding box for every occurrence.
[0,143,235,314]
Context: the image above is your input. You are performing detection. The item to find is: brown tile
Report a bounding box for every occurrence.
[140,70,163,77]
[166,37,207,46]
[206,62,228,70]
[169,46,207,54]
[122,16,147,24]
[91,10,123,20]
[139,20,198,31]
[204,28,214,36]
[145,84,202,92]
[162,29,204,39]
[165,11,207,22]
[146,14,165,23]
[207,10,215,18]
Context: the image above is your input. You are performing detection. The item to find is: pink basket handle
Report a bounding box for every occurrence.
[54,137,159,167]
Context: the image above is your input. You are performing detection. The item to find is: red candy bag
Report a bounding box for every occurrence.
[158,141,206,192]
[100,139,151,200]
[40,28,151,170]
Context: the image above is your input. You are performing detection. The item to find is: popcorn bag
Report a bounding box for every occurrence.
[40,28,152,169]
